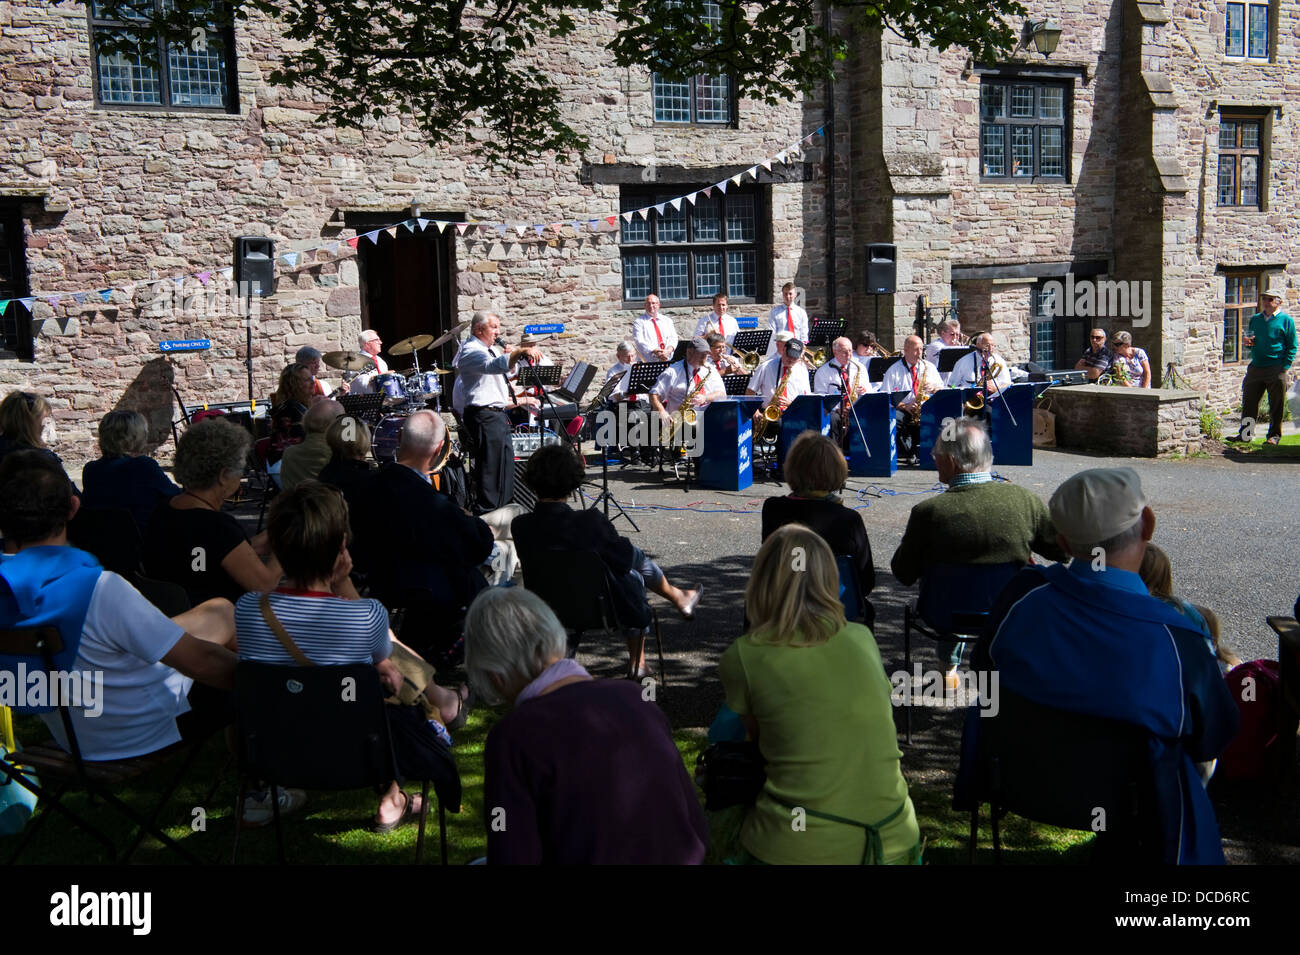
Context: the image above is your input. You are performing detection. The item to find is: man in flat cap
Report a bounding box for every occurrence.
[966,468,1238,864]
[1232,283,1296,445]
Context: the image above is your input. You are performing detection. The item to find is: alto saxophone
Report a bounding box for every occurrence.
[760,364,795,442]
[663,368,709,445]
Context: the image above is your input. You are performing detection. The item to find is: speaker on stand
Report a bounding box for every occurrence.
[234,236,276,403]
[865,243,896,341]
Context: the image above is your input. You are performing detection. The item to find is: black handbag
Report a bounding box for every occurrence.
[695,741,767,811]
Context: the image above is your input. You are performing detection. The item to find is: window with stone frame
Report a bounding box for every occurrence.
[0,205,34,361]
[651,1,735,125]
[1225,2,1271,61]
[1029,280,1060,366]
[88,1,238,112]
[619,185,765,306]
[1222,271,1265,364]
[1217,113,1265,208]
[979,78,1070,181]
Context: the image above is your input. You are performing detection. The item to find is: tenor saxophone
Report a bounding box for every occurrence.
[663,369,709,444]
[759,364,795,442]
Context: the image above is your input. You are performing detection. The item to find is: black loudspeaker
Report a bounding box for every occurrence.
[234,236,275,297]
[865,243,897,295]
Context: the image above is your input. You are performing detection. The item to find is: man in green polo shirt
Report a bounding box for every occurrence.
[1235,284,1297,445]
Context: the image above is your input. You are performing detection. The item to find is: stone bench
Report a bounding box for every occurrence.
[1040,385,1203,458]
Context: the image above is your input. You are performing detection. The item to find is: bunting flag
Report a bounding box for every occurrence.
[0,301,8,316]
[21,126,827,304]
[20,297,35,311]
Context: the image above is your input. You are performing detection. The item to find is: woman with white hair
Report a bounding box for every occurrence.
[82,409,181,529]
[720,524,921,865]
[465,587,708,864]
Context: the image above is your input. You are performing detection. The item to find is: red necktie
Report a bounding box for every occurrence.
[786,307,794,334]
[911,363,918,397]
[653,317,664,350]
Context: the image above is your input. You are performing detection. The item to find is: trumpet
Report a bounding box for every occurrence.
[732,347,763,372]
[802,345,828,368]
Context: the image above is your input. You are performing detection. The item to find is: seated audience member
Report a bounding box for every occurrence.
[511,444,701,679]
[1074,328,1113,382]
[349,410,493,626]
[720,525,921,865]
[0,392,74,485]
[295,345,331,398]
[144,418,282,605]
[466,586,708,864]
[267,362,314,465]
[235,481,465,831]
[1110,331,1152,387]
[318,415,373,505]
[1139,543,1212,649]
[81,409,181,529]
[0,450,237,763]
[891,420,1064,680]
[970,468,1239,864]
[279,398,343,493]
[761,432,875,628]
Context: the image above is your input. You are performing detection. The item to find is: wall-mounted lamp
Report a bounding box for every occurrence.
[410,198,422,219]
[1022,19,1063,58]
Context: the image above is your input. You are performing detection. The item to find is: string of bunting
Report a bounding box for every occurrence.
[1,127,824,319]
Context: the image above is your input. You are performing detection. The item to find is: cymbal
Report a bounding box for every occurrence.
[389,333,435,356]
[426,365,453,375]
[430,321,468,349]
[322,350,371,372]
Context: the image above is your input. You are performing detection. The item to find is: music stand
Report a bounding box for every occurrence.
[936,346,975,376]
[731,330,771,355]
[339,393,386,429]
[514,365,562,389]
[867,355,901,382]
[627,361,670,397]
[581,372,639,530]
[808,319,846,347]
[722,373,752,396]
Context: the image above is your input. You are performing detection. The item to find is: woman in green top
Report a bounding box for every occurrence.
[719,524,921,865]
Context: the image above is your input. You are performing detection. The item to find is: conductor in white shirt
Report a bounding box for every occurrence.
[453,311,541,512]
[692,292,737,345]
[632,294,678,362]
[881,335,944,465]
[947,333,1012,396]
[766,283,809,356]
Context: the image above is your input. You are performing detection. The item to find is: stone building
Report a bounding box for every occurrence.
[0,1,1295,464]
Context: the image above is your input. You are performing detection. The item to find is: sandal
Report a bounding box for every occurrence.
[370,790,419,834]
[445,683,473,731]
[678,584,703,621]
[1266,435,1281,446]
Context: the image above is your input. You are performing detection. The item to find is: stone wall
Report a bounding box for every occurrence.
[1047,383,1203,457]
[0,2,826,464]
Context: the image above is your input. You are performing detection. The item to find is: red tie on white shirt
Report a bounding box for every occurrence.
[653,318,665,351]
[786,306,794,334]
[911,363,919,398]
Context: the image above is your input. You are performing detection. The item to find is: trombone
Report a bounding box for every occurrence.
[964,361,1004,414]
[731,346,763,372]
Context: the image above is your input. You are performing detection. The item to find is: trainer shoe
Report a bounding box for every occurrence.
[241,788,307,828]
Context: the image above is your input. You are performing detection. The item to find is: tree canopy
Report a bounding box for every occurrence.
[92,1,1027,167]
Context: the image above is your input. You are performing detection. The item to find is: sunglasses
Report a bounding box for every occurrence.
[1090,335,1105,340]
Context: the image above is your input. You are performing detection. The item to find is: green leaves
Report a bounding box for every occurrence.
[93,0,1026,168]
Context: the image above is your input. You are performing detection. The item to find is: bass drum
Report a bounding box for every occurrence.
[372,414,407,463]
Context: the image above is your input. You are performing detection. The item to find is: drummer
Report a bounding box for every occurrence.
[348,330,390,395]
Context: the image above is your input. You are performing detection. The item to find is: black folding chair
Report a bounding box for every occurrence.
[129,573,192,618]
[520,549,667,690]
[232,662,461,864]
[958,687,1159,864]
[902,562,1021,744]
[835,554,868,624]
[67,507,143,577]
[1266,615,1300,779]
[0,624,207,863]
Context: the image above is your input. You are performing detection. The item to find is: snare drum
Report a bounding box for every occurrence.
[372,414,407,462]
[376,373,406,400]
[407,371,442,397]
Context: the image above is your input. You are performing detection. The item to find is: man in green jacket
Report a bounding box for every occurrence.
[1235,284,1297,445]
[891,419,1066,682]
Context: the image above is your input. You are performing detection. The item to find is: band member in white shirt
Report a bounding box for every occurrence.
[948,332,1012,396]
[453,311,541,511]
[692,292,737,345]
[649,337,724,428]
[348,329,391,395]
[632,293,677,362]
[605,341,636,397]
[881,335,944,464]
[924,319,965,385]
[813,337,874,396]
[705,332,746,376]
[854,331,889,360]
[766,283,808,356]
[746,337,811,422]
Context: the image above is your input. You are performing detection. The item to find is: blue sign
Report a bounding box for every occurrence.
[159,339,211,353]
[524,323,565,335]
[734,316,759,329]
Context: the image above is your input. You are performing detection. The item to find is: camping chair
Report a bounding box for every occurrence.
[520,549,667,690]
[1266,615,1300,779]
[902,562,1022,744]
[0,624,207,863]
[958,687,1159,864]
[67,507,143,578]
[232,662,461,865]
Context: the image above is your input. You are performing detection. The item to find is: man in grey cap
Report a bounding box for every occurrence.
[966,467,1238,864]
[1232,283,1296,445]
[648,336,725,426]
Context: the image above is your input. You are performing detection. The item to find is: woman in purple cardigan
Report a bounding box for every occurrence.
[465,587,708,864]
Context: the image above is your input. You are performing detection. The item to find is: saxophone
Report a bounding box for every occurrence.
[663,367,709,445]
[760,364,795,442]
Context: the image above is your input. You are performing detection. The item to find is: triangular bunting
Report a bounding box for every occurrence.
[73,292,88,304]
[717,180,729,194]
[684,193,698,206]
[326,242,340,254]
[385,227,397,238]
[495,225,507,236]
[761,159,772,171]
[731,174,744,186]
[654,203,667,215]
[46,295,61,308]
[19,297,35,310]
[282,252,299,267]
[606,215,618,226]
[532,224,545,236]
[197,272,211,286]
[346,237,360,249]
[416,218,429,231]
[514,225,528,237]
[0,300,8,316]
[364,231,381,245]
[456,223,470,235]
[775,150,787,163]
[703,187,713,198]
[669,198,683,211]
[402,220,417,233]
[173,276,185,287]
[433,221,448,233]
[98,288,114,302]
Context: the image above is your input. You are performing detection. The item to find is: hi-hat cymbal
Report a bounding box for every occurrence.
[426,365,453,375]
[430,321,469,349]
[322,350,371,371]
[389,333,435,356]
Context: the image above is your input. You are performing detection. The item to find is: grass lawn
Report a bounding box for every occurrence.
[1226,433,1300,457]
[2,705,1091,865]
